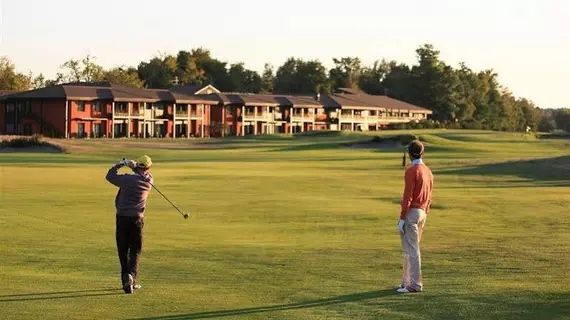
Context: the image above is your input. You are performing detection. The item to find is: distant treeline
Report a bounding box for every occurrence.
[1,44,568,132]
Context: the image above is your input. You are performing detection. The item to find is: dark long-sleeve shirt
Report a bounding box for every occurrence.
[106,164,154,218]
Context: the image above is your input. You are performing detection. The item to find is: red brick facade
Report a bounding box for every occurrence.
[0,82,432,138]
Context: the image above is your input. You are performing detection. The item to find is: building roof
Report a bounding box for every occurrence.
[169,91,220,104]
[324,89,432,113]
[0,90,20,101]
[170,84,204,95]
[4,85,67,100]
[170,84,220,95]
[63,86,114,100]
[1,82,432,114]
[201,92,323,108]
[0,90,19,96]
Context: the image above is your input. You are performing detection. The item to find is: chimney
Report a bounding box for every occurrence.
[315,92,321,101]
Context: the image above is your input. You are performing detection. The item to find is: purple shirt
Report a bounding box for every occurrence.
[106,164,154,218]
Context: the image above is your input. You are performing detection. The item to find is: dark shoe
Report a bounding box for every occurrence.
[122,273,134,294]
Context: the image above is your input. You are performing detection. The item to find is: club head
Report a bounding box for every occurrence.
[183,213,190,219]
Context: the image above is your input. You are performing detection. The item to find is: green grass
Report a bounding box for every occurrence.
[0,129,569,320]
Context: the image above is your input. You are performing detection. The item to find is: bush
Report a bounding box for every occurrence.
[371,133,420,144]
[385,119,447,130]
[1,134,49,148]
[461,120,484,130]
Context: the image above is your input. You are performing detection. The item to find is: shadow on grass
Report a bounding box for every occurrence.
[438,155,570,185]
[0,288,123,302]
[127,290,395,320]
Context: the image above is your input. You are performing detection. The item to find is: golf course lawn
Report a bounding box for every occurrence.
[0,129,569,320]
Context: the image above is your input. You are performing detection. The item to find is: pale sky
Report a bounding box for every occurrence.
[0,0,568,108]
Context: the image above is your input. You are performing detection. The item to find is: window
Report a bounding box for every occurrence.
[77,101,85,112]
[93,123,101,137]
[78,123,85,138]
[225,125,234,136]
[24,123,32,135]
[93,101,102,112]
[24,101,32,115]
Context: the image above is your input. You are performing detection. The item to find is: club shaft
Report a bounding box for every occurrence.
[148,181,186,217]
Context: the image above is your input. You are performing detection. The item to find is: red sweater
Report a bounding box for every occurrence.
[400,161,434,219]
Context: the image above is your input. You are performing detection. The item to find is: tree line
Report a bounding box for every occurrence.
[0,44,568,132]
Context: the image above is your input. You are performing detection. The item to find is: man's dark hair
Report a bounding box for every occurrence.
[408,140,424,159]
[402,140,425,167]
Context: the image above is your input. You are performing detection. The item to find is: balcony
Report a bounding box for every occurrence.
[92,111,106,119]
[175,110,189,117]
[315,114,327,122]
[114,110,129,117]
[131,109,144,117]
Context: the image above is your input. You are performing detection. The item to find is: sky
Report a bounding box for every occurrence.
[0,0,568,108]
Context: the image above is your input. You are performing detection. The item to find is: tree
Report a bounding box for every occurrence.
[472,70,502,129]
[380,62,414,101]
[137,55,177,89]
[261,63,275,93]
[297,60,330,94]
[57,54,105,83]
[187,48,232,91]
[553,108,570,133]
[274,58,329,94]
[359,59,392,95]
[0,56,33,91]
[454,63,478,122]
[103,67,144,88]
[228,63,262,93]
[175,50,206,86]
[410,44,460,122]
[274,58,299,94]
[517,98,541,131]
[329,57,362,90]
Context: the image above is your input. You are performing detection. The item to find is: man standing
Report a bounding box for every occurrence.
[397,140,433,293]
[106,155,154,294]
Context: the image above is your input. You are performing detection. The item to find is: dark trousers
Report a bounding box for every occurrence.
[116,215,144,283]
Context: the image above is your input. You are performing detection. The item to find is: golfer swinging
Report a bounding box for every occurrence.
[105,155,153,294]
[397,140,433,293]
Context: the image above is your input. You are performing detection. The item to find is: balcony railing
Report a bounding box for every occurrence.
[114,110,129,117]
[175,111,189,117]
[315,115,327,122]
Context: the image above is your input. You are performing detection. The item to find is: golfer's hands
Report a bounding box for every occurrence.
[126,160,136,169]
[118,159,136,168]
[398,219,405,234]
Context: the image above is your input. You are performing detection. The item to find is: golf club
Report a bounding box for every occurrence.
[122,158,190,219]
[148,181,190,219]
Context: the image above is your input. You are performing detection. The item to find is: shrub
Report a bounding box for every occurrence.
[1,134,50,148]
[371,133,420,144]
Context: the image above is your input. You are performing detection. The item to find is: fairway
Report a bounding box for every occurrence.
[1,129,569,320]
